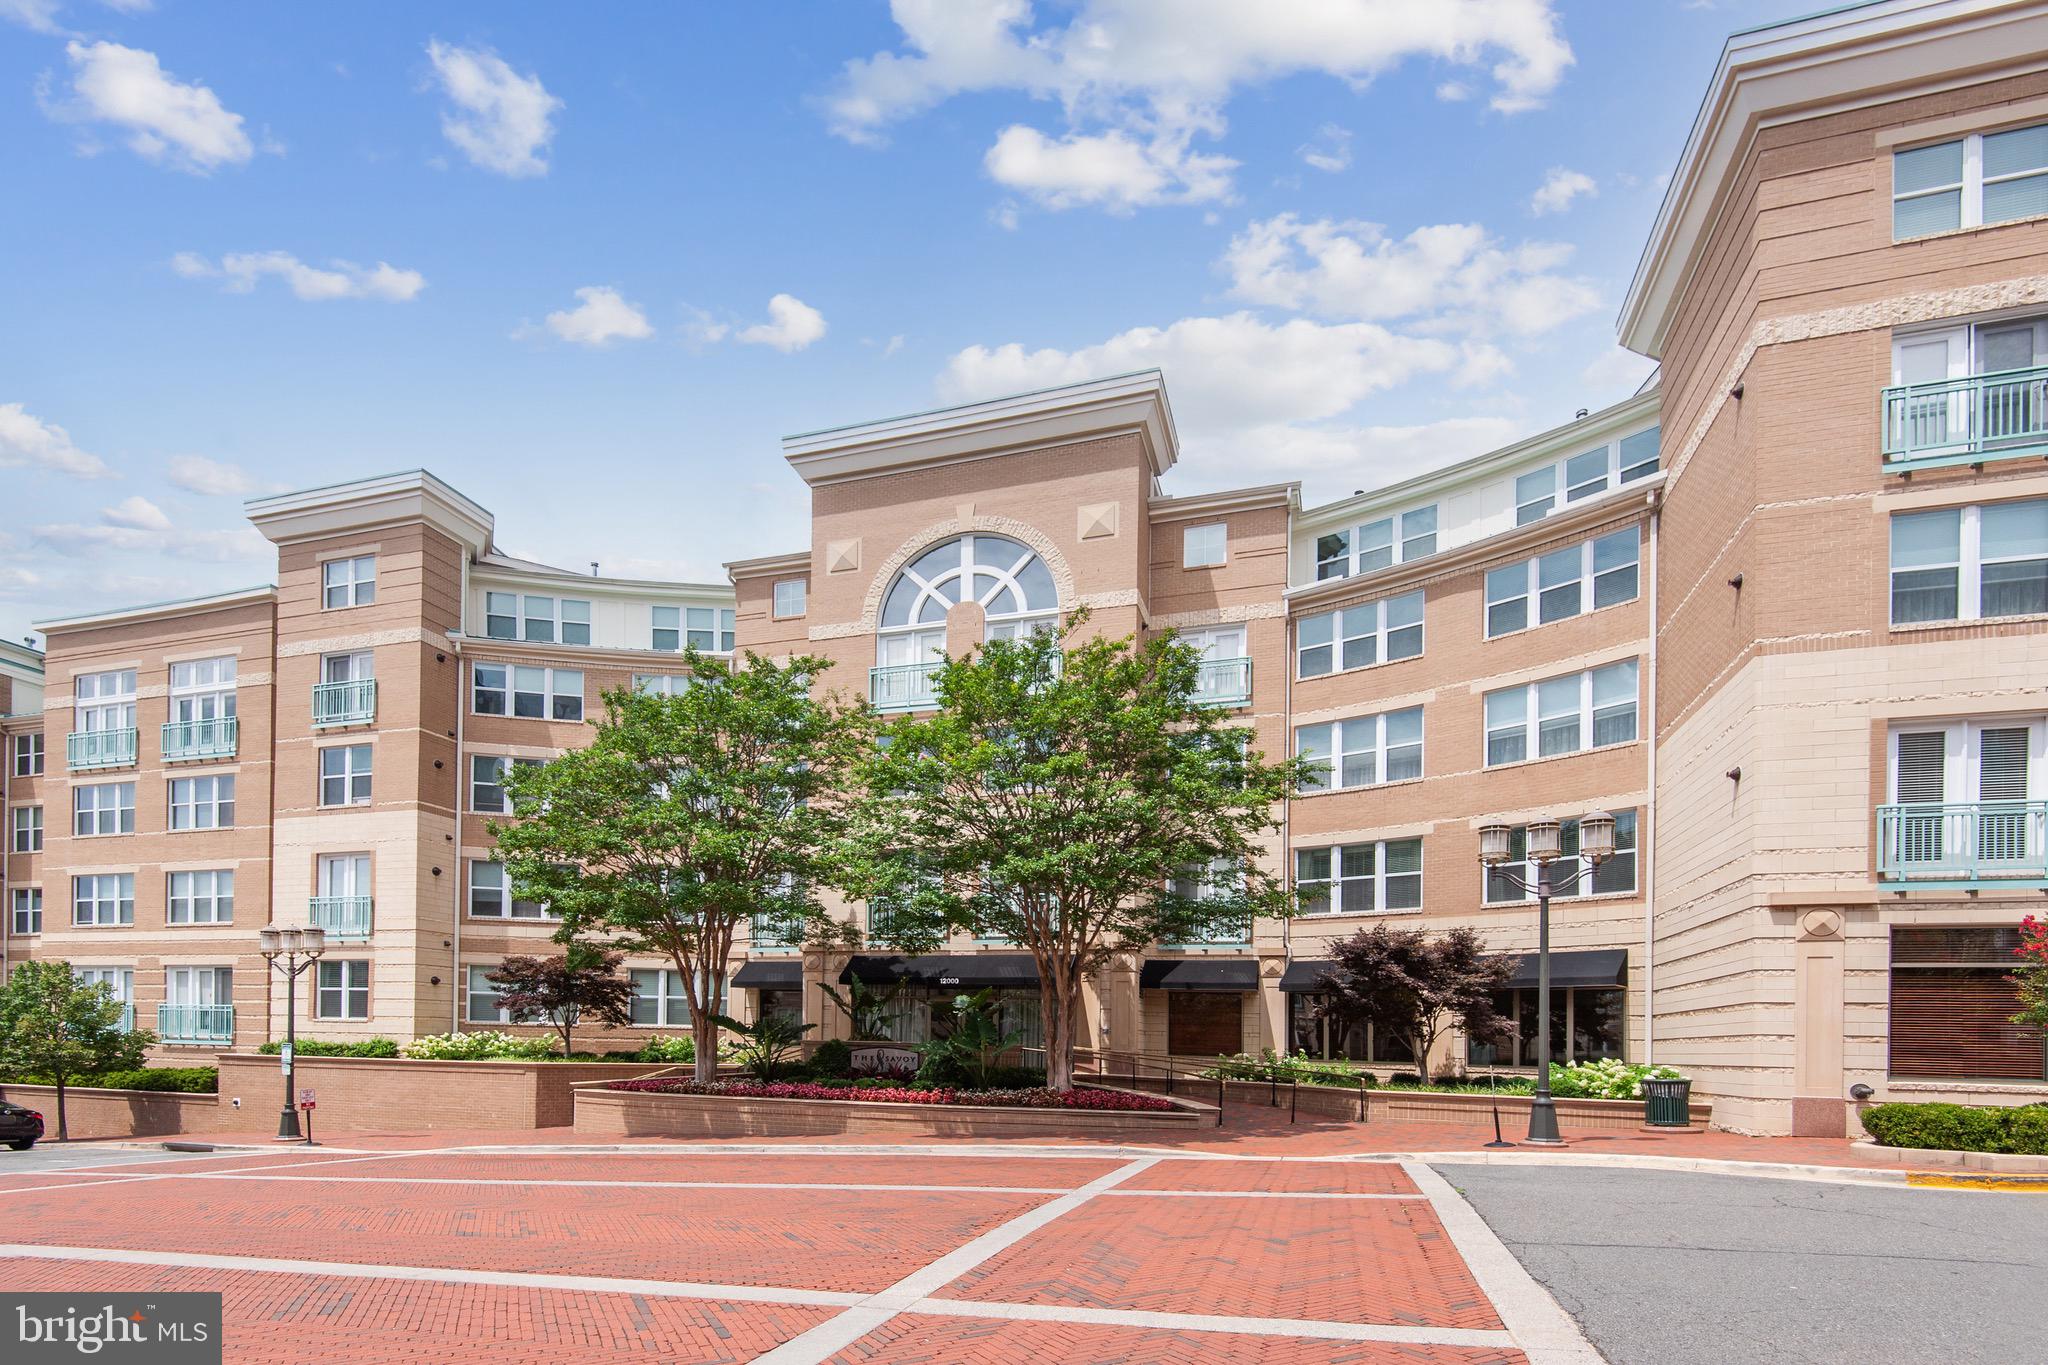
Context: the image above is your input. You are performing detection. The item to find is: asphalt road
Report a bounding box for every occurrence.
[1438,1163,2045,1365]
[0,1142,196,1176]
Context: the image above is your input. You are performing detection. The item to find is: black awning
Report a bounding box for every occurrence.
[840,954,1040,989]
[732,959,803,989]
[1140,958,1258,992]
[1278,959,1338,993]
[1501,948,1628,991]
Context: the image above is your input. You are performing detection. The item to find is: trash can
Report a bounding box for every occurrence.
[1642,1076,1692,1128]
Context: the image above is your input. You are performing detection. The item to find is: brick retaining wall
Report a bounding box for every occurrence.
[0,1084,227,1140]
[214,1055,678,1132]
[572,1082,1210,1138]
[1095,1073,1712,1131]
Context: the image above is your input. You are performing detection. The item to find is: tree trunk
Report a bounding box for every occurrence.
[53,1073,67,1142]
[1044,982,1074,1090]
[693,1008,718,1083]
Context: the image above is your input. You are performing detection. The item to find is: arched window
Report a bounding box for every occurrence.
[875,534,1057,680]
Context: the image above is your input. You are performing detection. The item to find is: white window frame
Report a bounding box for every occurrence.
[1312,504,1437,582]
[629,967,698,1026]
[317,853,371,902]
[1293,839,1424,916]
[169,774,235,830]
[315,959,370,1019]
[1486,528,1641,638]
[633,674,693,696]
[1183,522,1228,569]
[72,873,134,927]
[1893,124,2048,240]
[474,665,584,721]
[686,606,737,653]
[75,966,132,1002]
[74,669,137,735]
[11,886,42,935]
[1484,661,1640,767]
[1295,707,1424,793]
[502,593,591,646]
[470,754,540,813]
[1888,718,2048,805]
[73,782,135,837]
[1890,498,2048,625]
[1513,428,1660,527]
[466,964,512,1023]
[11,804,42,853]
[321,651,374,685]
[484,591,518,640]
[468,860,554,919]
[167,869,234,925]
[322,555,377,609]
[1296,590,1424,679]
[319,745,373,807]
[13,733,44,776]
[1482,811,1640,904]
[773,578,808,617]
[166,965,233,1008]
[168,656,237,725]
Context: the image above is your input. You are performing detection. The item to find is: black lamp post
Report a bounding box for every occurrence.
[1477,811,1615,1146]
[259,924,326,1141]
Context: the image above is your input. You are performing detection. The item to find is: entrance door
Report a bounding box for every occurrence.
[1167,992,1243,1057]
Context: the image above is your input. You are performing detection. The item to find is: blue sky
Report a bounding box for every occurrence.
[0,0,1825,644]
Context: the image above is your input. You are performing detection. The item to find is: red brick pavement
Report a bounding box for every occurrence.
[275,1151,1126,1189]
[1119,1157,1419,1195]
[824,1317,1527,1364]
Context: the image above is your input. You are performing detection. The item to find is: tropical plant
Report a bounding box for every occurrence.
[917,989,1022,1088]
[493,649,855,1081]
[1314,925,1516,1075]
[844,617,1310,1088]
[485,945,637,1057]
[0,960,155,1140]
[816,978,908,1041]
[399,1030,558,1060]
[712,1011,815,1082]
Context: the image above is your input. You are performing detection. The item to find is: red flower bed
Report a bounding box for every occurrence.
[605,1078,1176,1112]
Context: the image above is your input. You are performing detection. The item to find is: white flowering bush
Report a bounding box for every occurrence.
[399,1030,558,1060]
[1548,1058,1682,1100]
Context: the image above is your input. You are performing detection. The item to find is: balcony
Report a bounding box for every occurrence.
[161,716,238,762]
[869,662,941,712]
[750,912,801,954]
[1878,800,2048,890]
[67,728,137,771]
[1881,365,2048,473]
[312,679,376,727]
[156,1003,234,1046]
[1193,657,1253,708]
[309,896,374,940]
[116,1003,134,1033]
[1163,917,1254,949]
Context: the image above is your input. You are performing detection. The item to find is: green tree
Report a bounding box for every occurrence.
[1315,924,1516,1078]
[0,960,155,1141]
[846,620,1309,1089]
[485,945,636,1057]
[492,650,852,1081]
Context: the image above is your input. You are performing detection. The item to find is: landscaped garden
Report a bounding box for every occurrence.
[1202,1050,1685,1100]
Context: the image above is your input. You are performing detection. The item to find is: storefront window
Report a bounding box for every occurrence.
[1467,987,1623,1066]
[1286,993,1412,1065]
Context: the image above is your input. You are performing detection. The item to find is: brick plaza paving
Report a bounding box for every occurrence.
[0,1104,1950,1364]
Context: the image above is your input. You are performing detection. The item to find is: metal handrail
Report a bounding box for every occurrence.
[1881,362,2048,468]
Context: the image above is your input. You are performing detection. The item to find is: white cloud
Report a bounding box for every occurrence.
[0,402,115,480]
[1,0,63,33]
[541,286,653,347]
[53,41,254,173]
[983,124,1235,211]
[167,455,278,497]
[1297,123,1352,174]
[172,251,425,302]
[883,334,905,358]
[32,514,269,563]
[425,40,560,178]
[1435,80,1472,102]
[1529,165,1596,216]
[1220,213,1600,337]
[101,495,170,531]
[1580,345,1659,395]
[737,294,827,353]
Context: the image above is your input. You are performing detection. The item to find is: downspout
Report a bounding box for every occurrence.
[1279,558,1295,1053]
[1643,493,1662,1066]
[450,552,471,1033]
[3,718,12,973]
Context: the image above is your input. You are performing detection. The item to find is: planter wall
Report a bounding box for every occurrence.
[0,1083,227,1140]
[213,1055,677,1132]
[1099,1073,1712,1131]
[572,1082,1209,1139]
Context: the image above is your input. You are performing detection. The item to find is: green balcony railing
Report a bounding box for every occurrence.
[868,661,942,712]
[1878,800,2048,889]
[1194,657,1253,708]
[1881,364,2048,472]
[116,1003,134,1033]
[312,679,376,727]
[161,716,238,762]
[749,912,801,953]
[67,728,137,771]
[1163,917,1254,949]
[156,1003,234,1046]
[309,895,374,940]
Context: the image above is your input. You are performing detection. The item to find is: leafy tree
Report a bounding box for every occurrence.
[485,945,636,1056]
[918,989,1021,1088]
[0,960,155,1141]
[712,1011,814,1082]
[1315,924,1515,1077]
[494,649,853,1081]
[846,619,1309,1089]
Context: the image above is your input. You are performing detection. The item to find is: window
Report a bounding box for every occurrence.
[1296,708,1423,792]
[1294,839,1424,915]
[74,669,137,735]
[1515,466,1556,525]
[503,594,591,645]
[167,869,234,924]
[13,733,44,776]
[1890,927,2045,1079]
[11,887,41,935]
[168,656,237,726]
[881,534,1056,643]
[686,607,738,653]
[75,966,132,1005]
[1887,719,2042,877]
[468,860,552,919]
[1486,528,1641,637]
[11,805,42,853]
[466,964,512,1023]
[1183,522,1228,569]
[1514,428,1660,525]
[166,965,232,1011]
[73,873,134,926]
[651,606,680,652]
[1891,499,2048,624]
[633,674,693,696]
[1296,590,1424,678]
[1469,987,1625,1066]
[631,967,716,1026]
[317,853,370,904]
[485,592,517,639]
[1482,810,1639,904]
[470,755,541,813]
[322,555,377,609]
[73,782,135,836]
[774,578,808,617]
[1288,992,1413,1064]
[316,960,370,1019]
[169,774,235,830]
[1894,123,2048,239]
[474,665,583,721]
[1484,661,1638,766]
[322,651,373,687]
[319,746,373,807]
[1311,505,1437,581]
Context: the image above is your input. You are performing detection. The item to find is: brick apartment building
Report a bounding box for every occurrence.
[5,0,2048,1134]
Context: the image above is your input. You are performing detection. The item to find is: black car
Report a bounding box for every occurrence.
[0,1100,44,1150]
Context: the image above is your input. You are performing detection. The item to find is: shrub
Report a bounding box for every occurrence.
[605,1077,1177,1111]
[808,1038,852,1078]
[632,1035,697,1064]
[0,1066,217,1093]
[1543,1059,1682,1100]
[256,1038,400,1058]
[399,1031,558,1061]
[1861,1101,2048,1155]
[1203,1049,1373,1088]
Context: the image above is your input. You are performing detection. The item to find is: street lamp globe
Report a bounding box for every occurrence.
[301,925,328,958]
[258,926,282,958]
[1477,821,1513,866]
[1525,817,1563,866]
[1578,810,1617,866]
